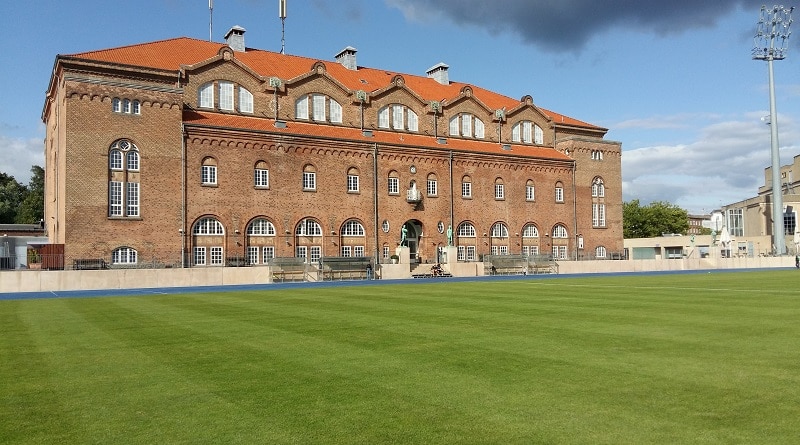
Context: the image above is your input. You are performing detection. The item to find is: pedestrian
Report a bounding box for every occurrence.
[795,255,799,269]
[366,263,373,280]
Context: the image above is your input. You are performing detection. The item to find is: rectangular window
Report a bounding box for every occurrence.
[427,179,437,196]
[466,246,476,261]
[534,124,543,144]
[378,107,389,128]
[383,245,389,259]
[194,246,206,265]
[462,182,472,198]
[526,185,535,201]
[310,246,321,264]
[457,245,465,261]
[449,117,459,136]
[219,82,234,111]
[247,246,259,265]
[475,119,484,138]
[210,247,223,265]
[491,245,499,256]
[727,208,744,237]
[392,106,404,129]
[553,245,567,259]
[109,181,123,216]
[495,183,504,200]
[132,100,140,115]
[330,100,342,123]
[522,121,533,143]
[262,247,274,263]
[388,177,399,195]
[312,94,326,121]
[113,98,121,113]
[499,245,508,255]
[784,210,796,236]
[303,171,316,191]
[202,165,217,185]
[126,182,139,217]
[347,174,359,192]
[593,203,606,227]
[461,114,472,137]
[555,187,564,203]
[255,168,269,188]
[239,88,254,113]
[123,99,131,114]
[296,96,309,119]
[341,246,352,257]
[199,84,214,108]
[407,111,418,131]
[354,246,365,257]
[296,246,308,262]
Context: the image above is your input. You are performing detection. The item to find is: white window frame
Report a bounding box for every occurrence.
[199,83,214,108]
[247,219,275,236]
[407,110,418,131]
[295,96,309,119]
[303,171,316,191]
[341,220,365,236]
[255,168,269,188]
[202,165,217,185]
[427,178,438,196]
[330,99,342,123]
[495,183,504,200]
[262,246,275,263]
[388,177,399,195]
[239,87,254,113]
[312,94,326,122]
[462,181,472,198]
[378,107,390,128]
[534,124,543,144]
[555,186,564,203]
[126,182,139,217]
[347,174,359,193]
[526,183,535,201]
[109,181,123,216]
[247,246,259,265]
[112,247,138,265]
[210,246,224,265]
[457,223,476,237]
[219,82,234,111]
[193,246,206,266]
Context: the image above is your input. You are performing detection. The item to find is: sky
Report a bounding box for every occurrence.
[2,0,800,215]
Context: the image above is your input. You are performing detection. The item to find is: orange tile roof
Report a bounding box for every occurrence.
[183,110,573,162]
[68,37,601,131]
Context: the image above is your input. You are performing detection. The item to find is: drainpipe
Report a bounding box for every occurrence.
[572,159,578,261]
[373,143,379,265]
[181,124,187,268]
[449,151,454,233]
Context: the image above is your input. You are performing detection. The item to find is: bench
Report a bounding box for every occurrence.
[268,257,308,282]
[320,257,373,281]
[484,255,528,275]
[528,255,558,274]
[73,258,109,270]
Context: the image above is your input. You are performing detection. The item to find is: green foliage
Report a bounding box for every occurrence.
[0,166,44,224]
[623,199,690,238]
[2,272,800,444]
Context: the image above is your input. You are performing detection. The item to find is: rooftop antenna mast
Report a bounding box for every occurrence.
[279,0,287,54]
[753,4,794,255]
[209,0,214,41]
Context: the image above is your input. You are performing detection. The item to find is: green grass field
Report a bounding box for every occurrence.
[2,271,800,444]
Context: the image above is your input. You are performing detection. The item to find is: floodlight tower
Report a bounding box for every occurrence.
[753,5,794,255]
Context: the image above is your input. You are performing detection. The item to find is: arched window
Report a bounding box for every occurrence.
[247,218,276,236]
[592,177,606,228]
[491,222,508,238]
[347,167,360,193]
[378,104,418,131]
[341,220,365,236]
[108,139,140,217]
[296,94,342,123]
[296,218,322,236]
[426,173,438,197]
[239,87,254,113]
[449,113,484,138]
[303,164,316,191]
[457,222,476,237]
[388,170,399,195]
[254,161,269,188]
[494,178,505,200]
[552,224,568,239]
[592,177,605,197]
[461,175,472,198]
[526,179,535,201]
[112,247,138,265]
[522,224,539,238]
[201,157,217,185]
[596,246,607,259]
[193,217,224,235]
[555,181,564,203]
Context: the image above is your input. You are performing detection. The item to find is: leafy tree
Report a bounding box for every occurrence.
[15,166,44,224]
[623,199,690,238]
[0,172,26,224]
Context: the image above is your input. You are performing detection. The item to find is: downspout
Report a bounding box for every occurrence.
[449,150,454,241]
[373,143,379,266]
[181,123,187,268]
[572,159,578,261]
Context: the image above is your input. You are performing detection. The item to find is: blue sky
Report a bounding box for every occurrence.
[2,0,799,214]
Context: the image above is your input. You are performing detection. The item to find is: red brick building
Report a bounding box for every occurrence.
[42,27,622,268]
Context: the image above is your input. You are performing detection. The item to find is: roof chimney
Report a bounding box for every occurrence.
[336,46,358,70]
[224,25,246,52]
[427,62,449,85]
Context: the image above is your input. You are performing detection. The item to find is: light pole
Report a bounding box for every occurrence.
[753,5,794,255]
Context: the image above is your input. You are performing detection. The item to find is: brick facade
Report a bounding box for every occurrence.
[42,30,623,267]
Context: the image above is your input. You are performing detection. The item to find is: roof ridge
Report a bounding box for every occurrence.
[66,36,219,57]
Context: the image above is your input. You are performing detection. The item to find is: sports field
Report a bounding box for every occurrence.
[2,270,799,444]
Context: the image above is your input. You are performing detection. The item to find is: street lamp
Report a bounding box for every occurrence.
[753,4,794,255]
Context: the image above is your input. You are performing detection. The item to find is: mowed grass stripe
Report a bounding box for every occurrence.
[1,270,799,444]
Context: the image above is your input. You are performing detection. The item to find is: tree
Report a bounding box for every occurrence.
[15,166,44,224]
[623,199,690,238]
[0,172,26,223]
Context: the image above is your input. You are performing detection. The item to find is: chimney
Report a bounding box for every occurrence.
[335,46,358,70]
[427,62,449,85]
[224,25,246,52]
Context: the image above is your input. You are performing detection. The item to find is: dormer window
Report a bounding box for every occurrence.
[296,94,342,123]
[449,113,485,139]
[378,104,418,131]
[198,81,253,114]
[511,121,543,144]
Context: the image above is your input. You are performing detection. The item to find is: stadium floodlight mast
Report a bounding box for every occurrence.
[753,4,794,255]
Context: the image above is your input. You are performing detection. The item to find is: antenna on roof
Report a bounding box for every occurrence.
[209,0,213,41]
[279,0,287,54]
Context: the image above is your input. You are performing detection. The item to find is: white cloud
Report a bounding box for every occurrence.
[0,134,44,185]
[621,112,800,213]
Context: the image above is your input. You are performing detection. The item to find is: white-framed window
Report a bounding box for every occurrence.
[296,245,308,261]
[296,94,342,123]
[199,83,214,108]
[254,162,269,188]
[534,124,543,144]
[462,176,472,198]
[108,139,140,218]
[341,220,365,236]
[379,104,418,131]
[194,217,225,235]
[312,94,326,122]
[526,180,535,201]
[438,221,445,233]
[239,87,254,113]
[219,82,234,111]
[522,245,539,256]
[310,246,321,263]
[123,99,131,114]
[303,165,316,191]
[112,99,140,115]
[592,178,605,197]
[202,159,217,185]
[296,219,322,236]
[354,246,365,257]
[392,106,404,129]
[591,150,604,160]
[491,223,508,238]
[341,246,352,257]
[457,222,476,237]
[382,220,390,233]
[295,96,309,119]
[427,175,438,197]
[112,247,138,265]
[457,245,465,261]
[475,119,485,138]
[449,113,485,139]
[247,218,276,236]
[347,168,359,193]
[596,246,607,259]
[512,120,535,144]
[522,224,539,238]
[555,183,564,203]
[262,246,275,263]
[466,246,476,261]
[553,245,568,259]
[495,180,504,200]
[552,224,568,239]
[112,98,121,113]
[593,203,606,227]
[247,246,259,265]
[330,100,343,123]
[193,246,206,265]
[407,110,418,131]
[210,246,224,265]
[388,174,399,195]
[383,245,390,259]
[378,107,389,128]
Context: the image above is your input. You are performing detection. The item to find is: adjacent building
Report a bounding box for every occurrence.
[42,26,623,269]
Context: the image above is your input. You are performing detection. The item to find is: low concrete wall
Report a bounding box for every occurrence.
[1,256,795,294]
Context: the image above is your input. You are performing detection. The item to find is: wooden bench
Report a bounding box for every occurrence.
[73,258,109,270]
[268,257,308,282]
[320,257,372,281]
